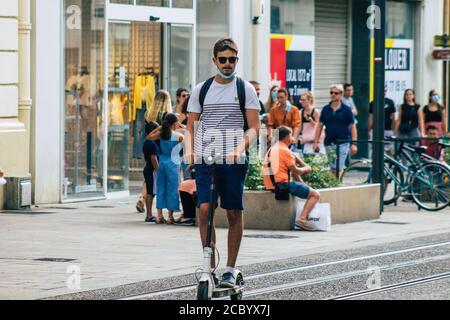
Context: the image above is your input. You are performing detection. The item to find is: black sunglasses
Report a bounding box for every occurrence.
[217,56,238,64]
[330,91,341,95]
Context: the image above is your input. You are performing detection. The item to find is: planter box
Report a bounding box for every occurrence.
[213,184,381,230]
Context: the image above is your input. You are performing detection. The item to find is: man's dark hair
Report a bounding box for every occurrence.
[278,126,292,141]
[277,88,288,96]
[214,38,238,58]
[426,125,438,132]
[145,121,160,136]
[250,80,260,86]
[344,83,353,91]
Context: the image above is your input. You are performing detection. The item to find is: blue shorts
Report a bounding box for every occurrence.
[195,163,248,211]
[278,182,310,199]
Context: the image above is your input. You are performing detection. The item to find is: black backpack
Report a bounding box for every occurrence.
[199,77,248,132]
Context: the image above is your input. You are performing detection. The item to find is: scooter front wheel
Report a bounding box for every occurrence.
[197,281,211,301]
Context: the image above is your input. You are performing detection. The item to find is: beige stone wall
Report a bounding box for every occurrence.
[214,185,381,231]
[0,0,31,209]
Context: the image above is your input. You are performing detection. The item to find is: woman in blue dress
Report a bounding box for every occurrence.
[156,113,184,224]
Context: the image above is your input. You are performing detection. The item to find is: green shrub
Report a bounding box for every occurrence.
[244,148,341,191]
[244,148,265,191]
[302,154,341,189]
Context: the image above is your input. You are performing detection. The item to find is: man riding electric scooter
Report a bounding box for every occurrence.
[186,38,261,299]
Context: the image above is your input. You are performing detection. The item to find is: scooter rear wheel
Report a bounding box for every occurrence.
[197,281,211,301]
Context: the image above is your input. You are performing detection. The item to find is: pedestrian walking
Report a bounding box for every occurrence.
[264,85,280,114]
[249,81,266,118]
[395,89,421,142]
[298,92,324,155]
[369,86,396,155]
[342,83,359,118]
[174,88,190,123]
[268,88,301,147]
[419,90,446,137]
[313,84,357,176]
[0,168,5,186]
[186,37,261,288]
[145,90,173,125]
[142,121,160,223]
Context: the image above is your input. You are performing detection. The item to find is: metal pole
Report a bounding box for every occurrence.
[373,0,386,213]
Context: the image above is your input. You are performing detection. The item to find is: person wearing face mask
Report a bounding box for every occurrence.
[186,37,261,288]
[265,85,280,114]
[419,90,447,137]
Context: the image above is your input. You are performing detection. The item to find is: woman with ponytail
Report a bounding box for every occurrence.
[155,113,184,224]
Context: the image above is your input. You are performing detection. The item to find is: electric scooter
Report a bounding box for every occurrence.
[196,156,245,301]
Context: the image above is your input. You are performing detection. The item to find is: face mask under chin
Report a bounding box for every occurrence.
[217,69,236,79]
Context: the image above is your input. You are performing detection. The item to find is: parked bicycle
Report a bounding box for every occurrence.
[340,138,450,211]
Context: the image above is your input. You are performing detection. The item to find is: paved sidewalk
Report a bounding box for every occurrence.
[0,196,450,300]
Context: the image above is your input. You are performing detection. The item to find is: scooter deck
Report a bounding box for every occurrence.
[212,286,244,298]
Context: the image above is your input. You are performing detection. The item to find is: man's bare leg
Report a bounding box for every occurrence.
[226,210,244,268]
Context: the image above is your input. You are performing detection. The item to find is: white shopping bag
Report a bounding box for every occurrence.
[302,143,326,155]
[0,177,6,186]
[295,200,332,232]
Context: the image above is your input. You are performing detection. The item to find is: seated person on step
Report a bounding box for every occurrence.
[264,126,321,231]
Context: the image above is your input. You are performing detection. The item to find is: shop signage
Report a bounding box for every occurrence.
[384,39,414,106]
[66,5,81,30]
[434,34,450,48]
[270,35,314,106]
[432,49,450,60]
[385,48,410,71]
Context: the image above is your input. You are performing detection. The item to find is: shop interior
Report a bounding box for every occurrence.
[64,21,163,198]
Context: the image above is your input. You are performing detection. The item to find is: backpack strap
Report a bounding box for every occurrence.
[199,77,215,112]
[267,148,277,188]
[199,76,248,132]
[236,77,248,132]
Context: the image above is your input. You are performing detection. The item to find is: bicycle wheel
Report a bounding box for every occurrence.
[383,159,404,205]
[340,160,372,186]
[410,162,450,211]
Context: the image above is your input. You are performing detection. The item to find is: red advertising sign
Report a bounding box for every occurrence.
[270,38,287,88]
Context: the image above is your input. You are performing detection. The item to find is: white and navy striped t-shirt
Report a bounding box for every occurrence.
[187,78,260,160]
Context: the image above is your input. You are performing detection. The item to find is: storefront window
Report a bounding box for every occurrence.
[109,0,192,9]
[108,23,131,192]
[387,1,414,39]
[173,0,193,8]
[110,0,132,4]
[197,0,229,82]
[169,25,193,101]
[136,0,170,6]
[271,0,314,35]
[63,0,105,199]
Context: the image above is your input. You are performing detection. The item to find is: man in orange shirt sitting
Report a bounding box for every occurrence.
[264,126,321,231]
[268,88,301,148]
